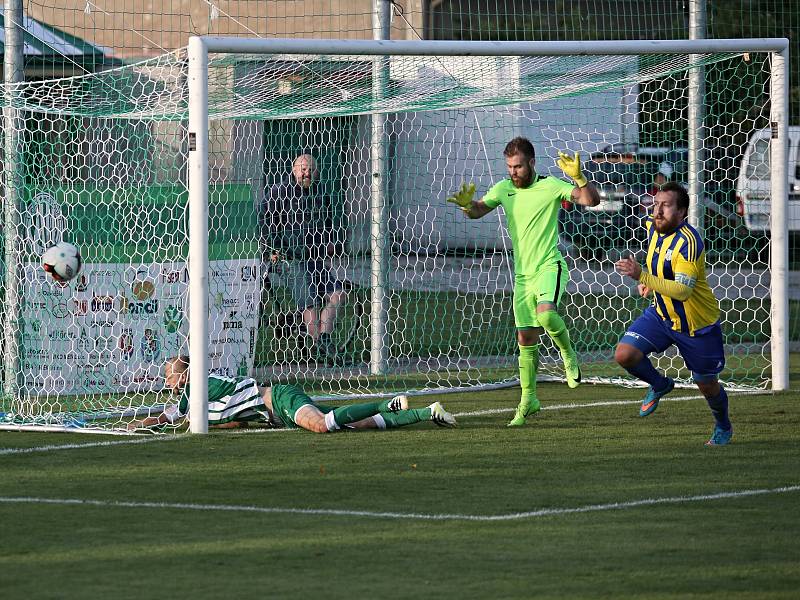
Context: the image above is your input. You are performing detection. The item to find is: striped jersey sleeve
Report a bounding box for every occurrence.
[177,375,267,424]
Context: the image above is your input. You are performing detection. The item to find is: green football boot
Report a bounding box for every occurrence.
[562,351,582,389]
[507,397,541,427]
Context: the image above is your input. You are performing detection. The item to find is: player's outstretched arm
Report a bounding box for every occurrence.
[209,421,249,429]
[447,183,493,219]
[639,271,693,302]
[558,151,600,207]
[126,412,175,431]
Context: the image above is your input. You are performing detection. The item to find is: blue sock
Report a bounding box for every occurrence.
[625,356,670,391]
[706,387,731,431]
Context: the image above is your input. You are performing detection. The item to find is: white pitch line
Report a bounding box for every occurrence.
[453,394,702,417]
[1,485,797,522]
[0,425,304,455]
[0,434,184,456]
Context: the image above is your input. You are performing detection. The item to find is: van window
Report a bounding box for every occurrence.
[745,138,771,180]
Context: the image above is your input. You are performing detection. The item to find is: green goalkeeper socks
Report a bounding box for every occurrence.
[518,344,539,402]
[538,310,575,357]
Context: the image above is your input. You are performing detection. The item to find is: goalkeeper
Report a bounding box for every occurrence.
[128,356,457,432]
[448,137,600,427]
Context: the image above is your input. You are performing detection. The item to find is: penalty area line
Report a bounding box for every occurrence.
[0,485,797,522]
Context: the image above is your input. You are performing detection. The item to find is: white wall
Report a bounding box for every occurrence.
[383,88,638,252]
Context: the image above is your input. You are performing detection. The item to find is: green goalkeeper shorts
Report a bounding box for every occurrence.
[513,259,569,329]
[271,384,334,428]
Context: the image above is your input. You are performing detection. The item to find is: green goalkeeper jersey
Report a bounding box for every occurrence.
[483,174,574,275]
[176,375,268,424]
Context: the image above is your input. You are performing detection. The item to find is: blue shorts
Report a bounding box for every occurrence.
[620,306,725,382]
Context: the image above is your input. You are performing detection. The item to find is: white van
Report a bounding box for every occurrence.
[736,126,800,233]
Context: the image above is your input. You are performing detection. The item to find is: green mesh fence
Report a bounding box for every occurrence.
[0,45,780,432]
[12,1,800,356]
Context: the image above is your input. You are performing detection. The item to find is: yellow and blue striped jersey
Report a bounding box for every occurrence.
[643,218,719,334]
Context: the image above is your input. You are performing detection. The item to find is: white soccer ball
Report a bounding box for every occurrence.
[42,241,82,283]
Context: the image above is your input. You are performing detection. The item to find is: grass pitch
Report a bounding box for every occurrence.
[1,383,798,599]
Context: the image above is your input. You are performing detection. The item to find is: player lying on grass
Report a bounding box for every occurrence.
[128,356,457,432]
[614,182,733,446]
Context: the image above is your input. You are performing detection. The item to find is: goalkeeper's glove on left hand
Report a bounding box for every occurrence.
[447,183,476,211]
[557,151,588,188]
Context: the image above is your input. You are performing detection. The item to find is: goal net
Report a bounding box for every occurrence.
[0,39,788,433]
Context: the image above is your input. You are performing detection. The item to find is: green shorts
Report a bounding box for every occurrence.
[513,259,569,329]
[271,384,333,428]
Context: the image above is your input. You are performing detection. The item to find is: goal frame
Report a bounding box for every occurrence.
[187,36,790,434]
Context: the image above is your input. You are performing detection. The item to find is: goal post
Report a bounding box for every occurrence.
[0,36,789,434]
[187,36,790,430]
[187,36,210,433]
[770,44,790,392]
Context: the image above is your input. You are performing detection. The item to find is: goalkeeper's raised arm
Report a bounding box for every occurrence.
[557,150,601,207]
[446,182,493,219]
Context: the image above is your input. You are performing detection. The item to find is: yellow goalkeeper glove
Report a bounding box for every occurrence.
[447,182,476,210]
[557,150,588,188]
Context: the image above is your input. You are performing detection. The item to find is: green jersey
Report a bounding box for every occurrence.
[483,175,574,275]
[175,375,268,425]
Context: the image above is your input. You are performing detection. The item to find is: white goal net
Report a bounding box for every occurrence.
[0,38,789,433]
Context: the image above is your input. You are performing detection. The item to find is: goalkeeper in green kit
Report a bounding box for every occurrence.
[448,137,600,426]
[128,356,457,432]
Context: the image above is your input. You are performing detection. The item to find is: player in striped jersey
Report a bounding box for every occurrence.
[614,182,732,446]
[128,356,456,432]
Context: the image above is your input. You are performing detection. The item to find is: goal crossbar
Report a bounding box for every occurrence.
[197,37,789,57]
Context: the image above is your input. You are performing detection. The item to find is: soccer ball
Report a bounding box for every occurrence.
[42,241,82,283]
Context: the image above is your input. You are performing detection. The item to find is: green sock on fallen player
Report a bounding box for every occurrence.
[379,408,429,428]
[331,397,400,427]
[331,402,381,426]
